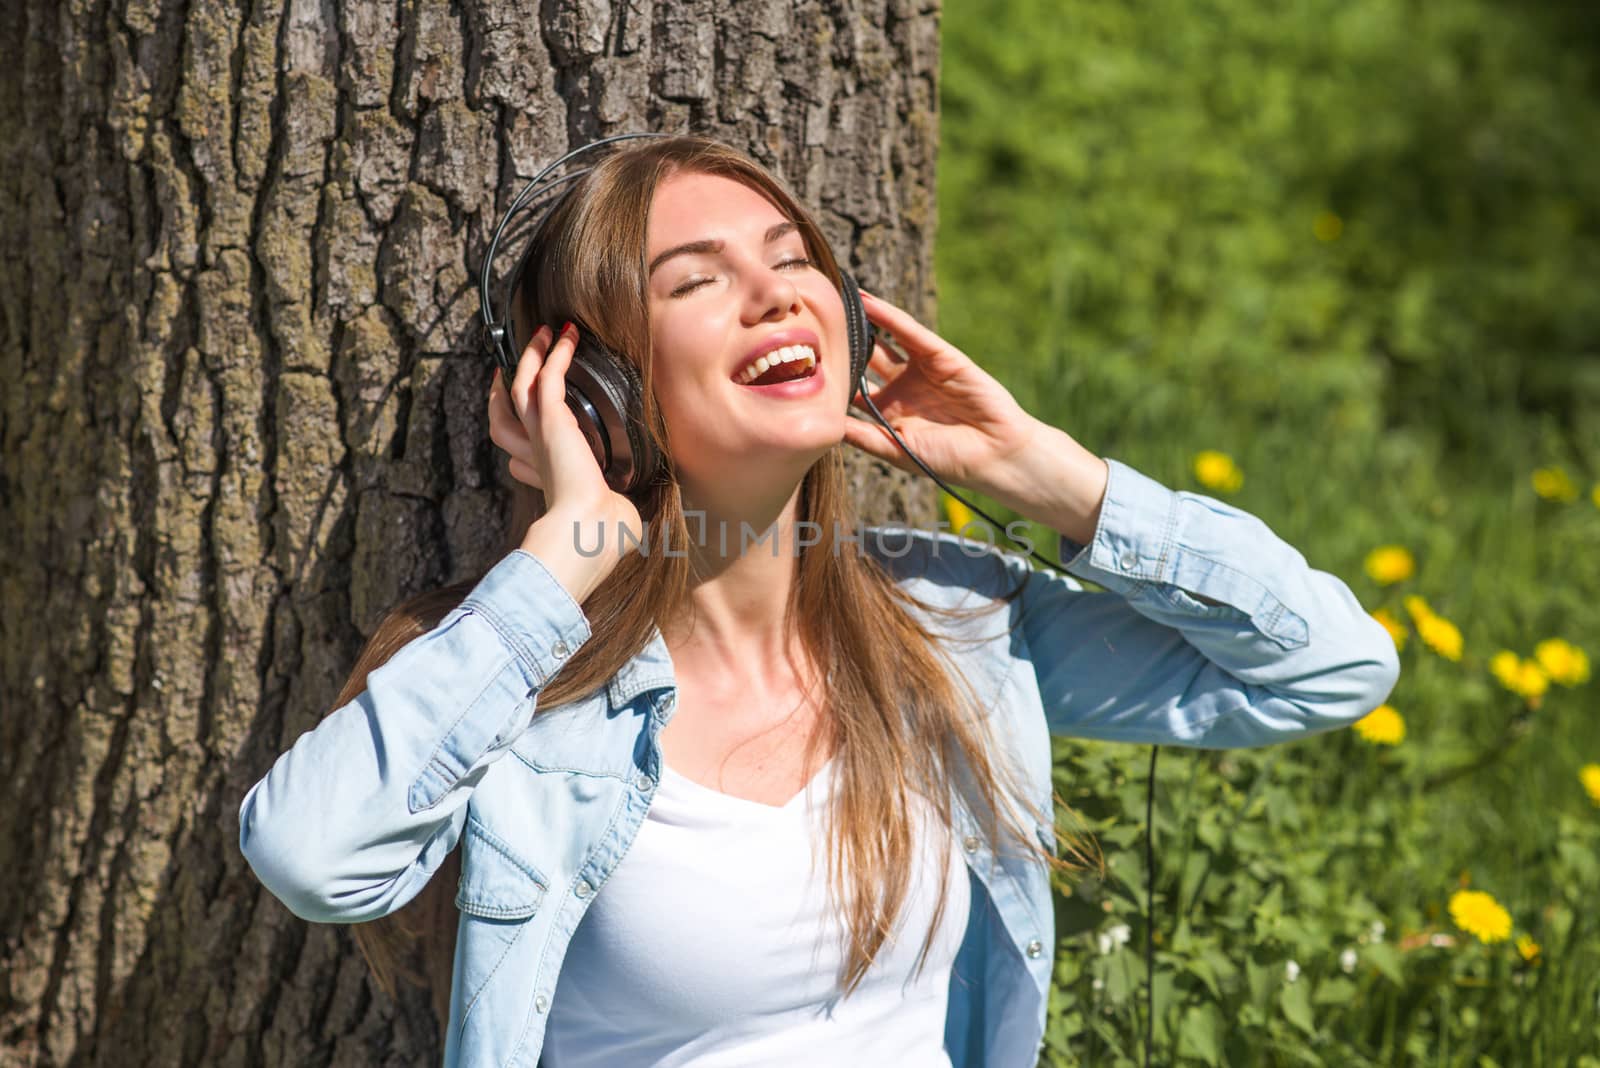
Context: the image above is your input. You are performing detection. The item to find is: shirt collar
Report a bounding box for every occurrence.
[604,624,678,709]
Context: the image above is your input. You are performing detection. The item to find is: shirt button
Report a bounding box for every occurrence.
[962,835,979,854]
[1118,548,1138,572]
[551,639,570,660]
[574,879,592,898]
[1026,938,1043,959]
[637,774,656,792]
[534,994,549,1013]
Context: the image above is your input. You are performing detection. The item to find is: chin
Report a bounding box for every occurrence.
[732,437,836,470]
[775,414,848,453]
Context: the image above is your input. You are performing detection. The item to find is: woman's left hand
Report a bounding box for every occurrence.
[841,290,1041,501]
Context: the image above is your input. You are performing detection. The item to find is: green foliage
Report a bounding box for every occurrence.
[938,0,1600,1063]
[1036,733,1600,1065]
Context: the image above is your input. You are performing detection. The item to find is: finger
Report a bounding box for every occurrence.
[489,368,543,462]
[865,342,905,386]
[850,377,886,412]
[488,388,527,454]
[489,408,539,467]
[536,323,578,429]
[840,414,908,466]
[489,372,523,430]
[508,455,545,490]
[858,291,950,361]
[850,366,907,417]
[512,324,553,422]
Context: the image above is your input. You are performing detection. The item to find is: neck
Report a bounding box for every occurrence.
[660,464,814,679]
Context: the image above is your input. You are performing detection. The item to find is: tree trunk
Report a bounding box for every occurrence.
[0,0,940,1064]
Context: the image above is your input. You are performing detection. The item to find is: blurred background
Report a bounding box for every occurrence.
[934,1,1600,1063]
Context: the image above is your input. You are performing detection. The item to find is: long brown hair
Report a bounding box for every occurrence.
[333,135,1102,1035]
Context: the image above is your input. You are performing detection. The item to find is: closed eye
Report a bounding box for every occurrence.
[670,277,712,298]
[668,257,815,298]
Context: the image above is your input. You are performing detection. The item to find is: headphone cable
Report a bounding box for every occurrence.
[1143,743,1158,1068]
[854,387,1072,577]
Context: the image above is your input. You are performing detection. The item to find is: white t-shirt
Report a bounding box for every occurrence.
[542,754,971,1067]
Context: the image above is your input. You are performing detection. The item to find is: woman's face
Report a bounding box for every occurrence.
[644,170,852,488]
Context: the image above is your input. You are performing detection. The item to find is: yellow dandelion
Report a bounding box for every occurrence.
[1403,594,1434,625]
[1490,650,1550,705]
[1372,608,1408,651]
[942,492,976,535]
[1534,639,1590,687]
[1364,545,1416,586]
[1193,451,1244,493]
[1415,613,1463,662]
[1313,211,1344,242]
[1352,704,1405,745]
[1592,482,1600,510]
[1517,660,1549,704]
[1490,650,1521,689]
[1531,467,1578,503]
[1580,764,1600,807]
[1448,890,1512,944]
[1402,596,1460,660]
[1516,934,1541,964]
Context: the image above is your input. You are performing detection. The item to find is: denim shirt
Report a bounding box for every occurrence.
[237,458,1399,1068]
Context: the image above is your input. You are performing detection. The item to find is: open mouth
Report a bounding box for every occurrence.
[734,345,818,386]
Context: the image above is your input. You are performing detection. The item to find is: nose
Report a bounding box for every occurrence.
[743,260,803,324]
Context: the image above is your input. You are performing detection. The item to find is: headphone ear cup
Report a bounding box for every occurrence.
[837,270,872,406]
[562,331,661,499]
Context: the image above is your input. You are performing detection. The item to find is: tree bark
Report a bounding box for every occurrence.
[0,0,940,1064]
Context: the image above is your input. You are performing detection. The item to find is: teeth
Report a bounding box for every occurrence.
[736,345,816,384]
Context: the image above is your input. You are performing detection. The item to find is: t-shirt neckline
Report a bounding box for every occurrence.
[658,754,837,816]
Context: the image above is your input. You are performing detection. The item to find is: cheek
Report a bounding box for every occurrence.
[645,350,725,450]
[651,305,727,368]
[647,363,695,431]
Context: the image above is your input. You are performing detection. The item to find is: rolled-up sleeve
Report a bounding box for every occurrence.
[237,548,591,923]
[1013,458,1399,747]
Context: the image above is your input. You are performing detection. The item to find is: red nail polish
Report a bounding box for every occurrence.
[561,320,574,335]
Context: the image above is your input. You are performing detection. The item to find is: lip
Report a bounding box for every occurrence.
[730,328,822,382]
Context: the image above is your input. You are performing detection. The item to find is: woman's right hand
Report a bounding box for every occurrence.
[488,322,643,602]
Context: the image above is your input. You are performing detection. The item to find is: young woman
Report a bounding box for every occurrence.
[238,135,1399,1068]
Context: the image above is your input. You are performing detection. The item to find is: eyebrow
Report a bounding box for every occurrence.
[648,221,799,276]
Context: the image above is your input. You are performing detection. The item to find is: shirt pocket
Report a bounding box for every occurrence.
[452,818,547,1049]
[455,816,548,919]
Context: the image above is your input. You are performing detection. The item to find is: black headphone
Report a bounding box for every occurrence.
[477,132,1161,1068]
[477,132,876,499]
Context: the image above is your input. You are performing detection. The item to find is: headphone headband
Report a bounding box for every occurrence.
[479,132,672,376]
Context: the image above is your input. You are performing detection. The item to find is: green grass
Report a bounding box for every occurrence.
[937,0,1600,1062]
